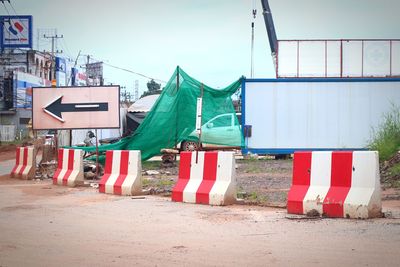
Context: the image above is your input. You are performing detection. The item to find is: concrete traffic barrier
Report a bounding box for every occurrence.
[172,151,236,206]
[53,148,84,187]
[99,150,142,196]
[287,151,381,219]
[10,146,36,180]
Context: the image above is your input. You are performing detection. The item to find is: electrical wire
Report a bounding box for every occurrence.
[2,1,29,41]
[95,59,167,84]
[1,1,11,16]
[2,2,166,87]
[58,38,73,60]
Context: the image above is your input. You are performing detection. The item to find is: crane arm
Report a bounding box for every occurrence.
[260,0,278,65]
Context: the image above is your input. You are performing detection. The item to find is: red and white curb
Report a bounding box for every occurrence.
[99,150,142,196]
[53,148,84,187]
[172,151,236,206]
[287,151,381,218]
[10,146,35,180]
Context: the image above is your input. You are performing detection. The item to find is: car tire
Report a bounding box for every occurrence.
[181,141,199,151]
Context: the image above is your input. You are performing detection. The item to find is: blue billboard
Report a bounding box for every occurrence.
[0,15,33,48]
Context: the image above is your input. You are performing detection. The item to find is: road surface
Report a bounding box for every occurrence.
[0,179,399,266]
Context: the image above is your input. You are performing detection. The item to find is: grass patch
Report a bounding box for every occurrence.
[0,140,23,146]
[142,178,152,186]
[158,179,175,186]
[369,105,400,161]
[240,159,265,173]
[248,191,268,203]
[142,160,162,170]
[391,180,400,188]
[389,163,400,177]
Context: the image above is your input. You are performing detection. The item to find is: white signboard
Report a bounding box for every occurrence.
[195,97,203,135]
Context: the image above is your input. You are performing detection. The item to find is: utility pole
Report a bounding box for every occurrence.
[86,55,90,85]
[43,33,63,84]
[67,50,81,86]
[43,33,63,154]
[251,22,255,78]
[120,86,126,102]
[250,0,257,78]
[134,80,139,101]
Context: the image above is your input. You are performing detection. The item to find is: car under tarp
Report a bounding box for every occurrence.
[70,66,243,161]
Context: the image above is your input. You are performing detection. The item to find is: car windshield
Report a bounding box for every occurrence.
[209,114,232,127]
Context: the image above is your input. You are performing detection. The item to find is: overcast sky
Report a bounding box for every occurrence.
[2,0,400,96]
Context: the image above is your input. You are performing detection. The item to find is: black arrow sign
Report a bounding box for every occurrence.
[43,95,109,122]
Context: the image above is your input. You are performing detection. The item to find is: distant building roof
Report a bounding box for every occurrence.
[128,94,160,113]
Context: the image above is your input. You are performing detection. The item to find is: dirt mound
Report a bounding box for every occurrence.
[381,151,400,188]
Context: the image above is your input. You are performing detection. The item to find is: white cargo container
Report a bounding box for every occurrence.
[242,78,400,154]
[276,40,400,78]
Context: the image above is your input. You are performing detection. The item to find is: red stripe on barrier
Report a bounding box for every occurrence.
[53,149,64,184]
[11,147,21,174]
[114,151,129,195]
[323,151,353,217]
[287,152,312,214]
[196,151,218,204]
[17,147,28,175]
[172,152,192,202]
[99,151,114,193]
[104,151,113,174]
[62,150,75,186]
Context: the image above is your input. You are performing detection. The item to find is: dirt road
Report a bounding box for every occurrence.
[1,178,400,267]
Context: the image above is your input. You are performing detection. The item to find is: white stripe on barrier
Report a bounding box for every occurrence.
[121,150,142,196]
[209,152,236,206]
[344,151,381,218]
[183,152,205,203]
[303,151,331,214]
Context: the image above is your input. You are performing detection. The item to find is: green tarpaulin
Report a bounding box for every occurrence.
[71,66,243,161]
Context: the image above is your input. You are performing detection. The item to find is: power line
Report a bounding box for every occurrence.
[1,0,29,41]
[101,61,167,84]
[60,38,73,60]
[1,1,11,16]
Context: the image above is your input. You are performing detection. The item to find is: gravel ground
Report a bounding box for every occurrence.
[139,157,292,207]
[139,157,400,208]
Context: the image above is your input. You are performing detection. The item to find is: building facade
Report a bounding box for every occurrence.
[0,49,86,141]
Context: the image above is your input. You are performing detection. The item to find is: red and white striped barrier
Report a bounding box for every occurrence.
[287,151,381,219]
[53,148,84,187]
[99,150,142,196]
[10,146,36,180]
[172,151,236,206]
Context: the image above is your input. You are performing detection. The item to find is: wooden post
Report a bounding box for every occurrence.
[196,83,204,164]
[95,129,99,180]
[174,66,180,161]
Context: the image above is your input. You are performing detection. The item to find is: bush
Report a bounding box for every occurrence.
[369,105,400,161]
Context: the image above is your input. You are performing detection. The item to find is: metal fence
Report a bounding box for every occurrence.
[0,125,16,142]
[277,39,400,78]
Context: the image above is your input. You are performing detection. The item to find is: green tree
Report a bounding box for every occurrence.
[141,79,162,98]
